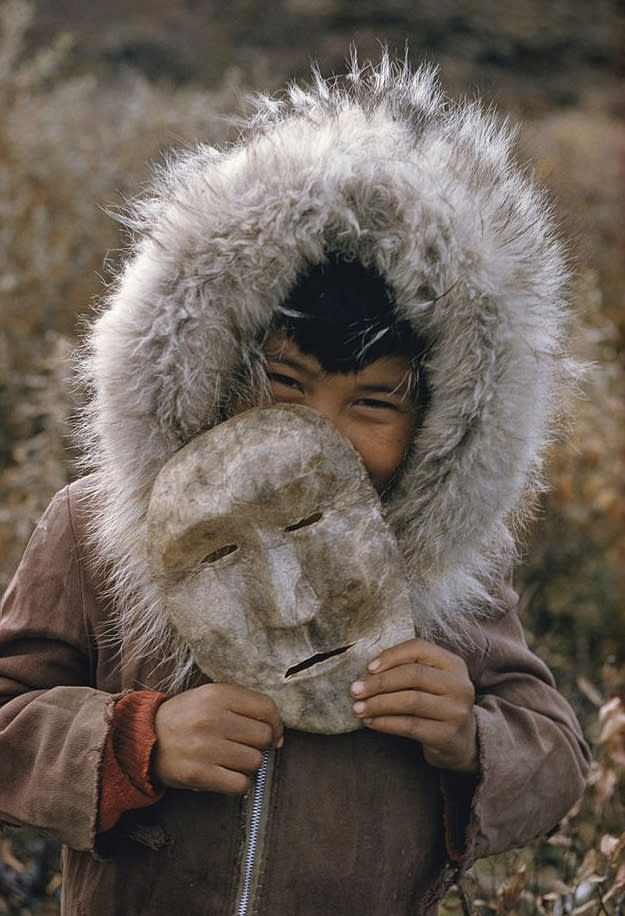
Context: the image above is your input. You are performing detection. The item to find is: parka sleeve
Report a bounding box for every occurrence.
[444,580,591,867]
[0,487,115,851]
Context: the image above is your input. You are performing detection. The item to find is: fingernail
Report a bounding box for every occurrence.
[351,681,365,696]
[368,659,380,672]
[353,701,366,714]
[276,736,284,749]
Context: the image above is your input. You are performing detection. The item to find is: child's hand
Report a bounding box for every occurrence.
[153,684,283,794]
[350,638,478,774]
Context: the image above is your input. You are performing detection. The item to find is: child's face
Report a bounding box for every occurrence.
[261,330,420,492]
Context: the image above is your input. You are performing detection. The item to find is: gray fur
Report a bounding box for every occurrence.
[77,53,573,692]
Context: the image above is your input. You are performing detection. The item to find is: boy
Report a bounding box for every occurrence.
[0,56,589,915]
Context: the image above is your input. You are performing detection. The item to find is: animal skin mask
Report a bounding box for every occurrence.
[147,405,415,733]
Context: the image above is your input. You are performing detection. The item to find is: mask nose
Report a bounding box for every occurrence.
[260,542,321,628]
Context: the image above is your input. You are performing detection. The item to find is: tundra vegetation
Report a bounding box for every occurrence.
[0,1,623,912]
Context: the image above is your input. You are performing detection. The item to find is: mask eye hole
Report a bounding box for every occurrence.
[284,511,323,533]
[201,544,239,564]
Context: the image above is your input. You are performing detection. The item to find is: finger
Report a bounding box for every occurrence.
[351,663,454,700]
[359,713,450,745]
[198,684,283,746]
[353,689,457,723]
[221,713,277,750]
[183,763,252,796]
[204,736,265,776]
[367,638,467,675]
[225,689,284,746]
[170,737,263,794]
[361,712,479,773]
[208,766,251,796]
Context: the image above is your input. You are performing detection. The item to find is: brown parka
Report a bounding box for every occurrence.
[0,481,589,915]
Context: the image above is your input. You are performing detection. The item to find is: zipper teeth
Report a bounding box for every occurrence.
[236,749,271,916]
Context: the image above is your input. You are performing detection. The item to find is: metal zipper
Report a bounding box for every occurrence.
[234,747,276,916]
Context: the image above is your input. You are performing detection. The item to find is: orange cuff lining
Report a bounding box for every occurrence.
[98,690,167,834]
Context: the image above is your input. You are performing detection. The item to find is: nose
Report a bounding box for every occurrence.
[260,542,321,628]
[305,389,337,423]
[304,392,352,444]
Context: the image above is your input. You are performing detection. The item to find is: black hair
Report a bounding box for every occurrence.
[276,256,425,374]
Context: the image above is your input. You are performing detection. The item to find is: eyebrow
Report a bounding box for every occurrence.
[264,350,322,378]
[356,383,408,396]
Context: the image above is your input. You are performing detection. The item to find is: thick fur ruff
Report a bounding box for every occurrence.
[77,53,573,691]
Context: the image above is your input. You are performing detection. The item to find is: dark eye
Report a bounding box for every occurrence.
[357,398,397,410]
[284,511,323,533]
[268,371,301,390]
[201,544,239,564]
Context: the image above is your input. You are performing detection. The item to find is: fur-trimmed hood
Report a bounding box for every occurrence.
[79,54,572,690]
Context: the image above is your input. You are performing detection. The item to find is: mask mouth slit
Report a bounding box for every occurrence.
[284,645,353,679]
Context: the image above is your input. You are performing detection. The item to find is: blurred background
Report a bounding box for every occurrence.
[0,0,623,912]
